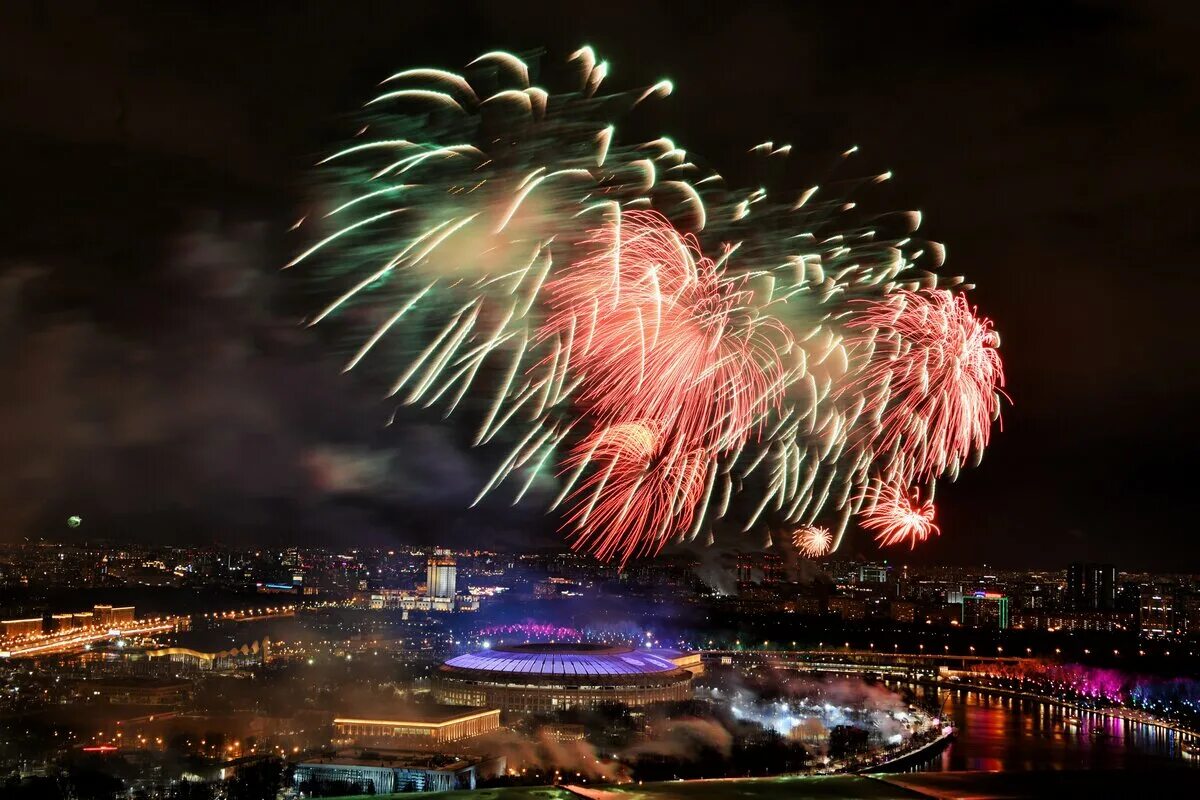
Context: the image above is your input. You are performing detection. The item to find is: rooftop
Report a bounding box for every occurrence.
[335,704,497,726]
[443,643,682,676]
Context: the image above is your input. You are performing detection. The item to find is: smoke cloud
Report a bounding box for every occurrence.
[0,220,551,548]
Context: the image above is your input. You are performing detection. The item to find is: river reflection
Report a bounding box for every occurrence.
[906,684,1197,772]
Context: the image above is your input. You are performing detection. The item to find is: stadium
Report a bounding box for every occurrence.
[433,643,697,715]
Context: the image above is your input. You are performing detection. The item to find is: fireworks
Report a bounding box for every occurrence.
[793,526,833,559]
[544,212,784,560]
[845,290,1005,488]
[292,47,1005,565]
[860,484,939,548]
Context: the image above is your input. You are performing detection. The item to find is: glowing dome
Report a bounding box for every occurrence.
[444,642,680,676]
[436,643,695,713]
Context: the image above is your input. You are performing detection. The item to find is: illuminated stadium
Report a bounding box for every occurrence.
[434,643,696,714]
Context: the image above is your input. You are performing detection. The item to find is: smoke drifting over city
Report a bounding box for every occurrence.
[0,224,557,550]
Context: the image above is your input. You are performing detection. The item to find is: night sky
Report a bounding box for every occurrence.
[1,2,1196,569]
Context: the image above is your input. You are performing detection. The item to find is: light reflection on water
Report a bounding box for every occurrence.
[909,685,1198,772]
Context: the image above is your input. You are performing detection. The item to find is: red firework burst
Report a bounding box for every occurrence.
[541,211,786,564]
[846,290,1005,486]
[793,526,833,558]
[543,210,785,452]
[561,421,710,563]
[861,484,939,548]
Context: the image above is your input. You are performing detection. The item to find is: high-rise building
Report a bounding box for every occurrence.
[1139,589,1174,638]
[1,618,44,639]
[858,565,889,583]
[93,605,135,627]
[1067,563,1116,610]
[426,549,457,603]
[963,591,1009,629]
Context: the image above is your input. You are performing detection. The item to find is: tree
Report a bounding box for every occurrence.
[227,758,284,800]
[66,767,124,800]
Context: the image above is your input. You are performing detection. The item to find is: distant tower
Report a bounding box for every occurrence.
[426,549,457,602]
[1067,562,1116,610]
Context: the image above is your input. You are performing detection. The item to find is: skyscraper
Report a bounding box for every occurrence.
[1067,563,1116,610]
[963,592,1010,629]
[426,549,457,604]
[1139,589,1174,638]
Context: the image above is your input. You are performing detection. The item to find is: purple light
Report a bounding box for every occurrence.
[478,622,582,641]
[444,647,678,676]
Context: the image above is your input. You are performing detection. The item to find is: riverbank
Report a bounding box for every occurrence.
[864,729,955,773]
[930,677,1200,742]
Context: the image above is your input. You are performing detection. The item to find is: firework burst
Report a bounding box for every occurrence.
[846,289,1005,487]
[292,47,1005,565]
[793,526,833,559]
[861,484,939,548]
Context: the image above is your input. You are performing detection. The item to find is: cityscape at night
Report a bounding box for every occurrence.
[2,2,1198,799]
[3,542,1199,796]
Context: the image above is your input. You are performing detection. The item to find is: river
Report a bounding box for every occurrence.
[909,684,1196,771]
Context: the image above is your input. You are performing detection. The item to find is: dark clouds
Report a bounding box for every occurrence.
[0,220,548,548]
[0,2,1197,567]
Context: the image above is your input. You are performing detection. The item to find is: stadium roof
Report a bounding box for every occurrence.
[443,643,680,676]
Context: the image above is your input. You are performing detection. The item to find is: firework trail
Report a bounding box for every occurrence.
[291,47,1005,565]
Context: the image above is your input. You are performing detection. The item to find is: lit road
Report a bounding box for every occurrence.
[0,604,296,659]
[0,618,185,659]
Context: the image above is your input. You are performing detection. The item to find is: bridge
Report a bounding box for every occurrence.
[701,648,1039,679]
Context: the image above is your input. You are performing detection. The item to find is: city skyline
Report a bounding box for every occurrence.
[3,535,1199,795]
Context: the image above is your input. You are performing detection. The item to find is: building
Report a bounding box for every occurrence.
[50,613,77,632]
[533,577,583,599]
[1,617,44,639]
[1067,563,1116,610]
[1139,590,1174,638]
[333,705,499,746]
[858,565,889,584]
[539,723,586,742]
[368,588,478,614]
[1182,594,1200,637]
[80,678,191,705]
[827,597,867,621]
[145,630,268,671]
[927,602,964,626]
[787,596,824,616]
[1012,609,1134,632]
[294,753,500,794]
[93,604,136,626]
[426,549,457,605]
[434,643,695,715]
[889,600,917,623]
[963,591,1009,629]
